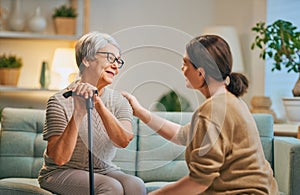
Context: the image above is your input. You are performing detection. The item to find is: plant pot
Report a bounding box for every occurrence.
[0,68,20,86]
[53,17,76,35]
[282,97,300,124]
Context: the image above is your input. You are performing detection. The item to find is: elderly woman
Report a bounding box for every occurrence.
[38,31,146,195]
[123,35,279,195]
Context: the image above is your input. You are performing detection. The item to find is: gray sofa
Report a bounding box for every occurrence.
[0,107,300,195]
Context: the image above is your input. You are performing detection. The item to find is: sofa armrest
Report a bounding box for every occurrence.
[274,136,300,195]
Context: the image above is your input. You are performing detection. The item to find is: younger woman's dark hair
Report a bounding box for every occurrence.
[186,34,248,97]
[227,72,248,97]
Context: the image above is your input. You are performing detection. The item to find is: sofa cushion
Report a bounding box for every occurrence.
[252,113,274,168]
[136,112,192,182]
[0,108,46,179]
[112,117,138,176]
[0,179,52,195]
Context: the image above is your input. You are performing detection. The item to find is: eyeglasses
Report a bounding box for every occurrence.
[96,52,124,69]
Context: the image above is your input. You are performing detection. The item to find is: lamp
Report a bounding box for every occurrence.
[202,26,244,73]
[50,48,78,89]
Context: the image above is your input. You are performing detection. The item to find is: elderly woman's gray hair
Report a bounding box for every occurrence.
[75,31,121,73]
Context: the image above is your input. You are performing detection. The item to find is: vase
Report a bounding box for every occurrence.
[39,61,50,89]
[28,7,47,33]
[8,0,25,31]
[250,96,278,123]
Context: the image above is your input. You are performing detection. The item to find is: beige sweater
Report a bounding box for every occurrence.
[177,92,279,195]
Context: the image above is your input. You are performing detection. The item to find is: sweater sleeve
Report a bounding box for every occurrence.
[175,122,190,146]
[187,116,225,186]
[43,96,68,140]
[115,94,133,122]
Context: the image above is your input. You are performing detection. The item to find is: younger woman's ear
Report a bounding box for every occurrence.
[197,67,205,78]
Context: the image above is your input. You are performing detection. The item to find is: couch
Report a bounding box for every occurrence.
[0,107,300,195]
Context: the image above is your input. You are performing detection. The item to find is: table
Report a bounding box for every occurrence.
[273,123,300,138]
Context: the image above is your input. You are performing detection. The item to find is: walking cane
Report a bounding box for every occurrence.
[63,90,98,195]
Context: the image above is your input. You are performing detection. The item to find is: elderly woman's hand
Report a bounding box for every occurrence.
[71,82,98,116]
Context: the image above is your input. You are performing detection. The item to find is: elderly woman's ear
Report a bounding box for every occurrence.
[82,58,90,67]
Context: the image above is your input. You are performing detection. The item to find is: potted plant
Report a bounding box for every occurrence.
[52,4,77,35]
[156,90,192,112]
[251,19,300,96]
[0,54,22,86]
[251,19,300,124]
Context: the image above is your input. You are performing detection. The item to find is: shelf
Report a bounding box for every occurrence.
[0,85,59,92]
[0,0,89,40]
[0,85,59,109]
[0,31,80,40]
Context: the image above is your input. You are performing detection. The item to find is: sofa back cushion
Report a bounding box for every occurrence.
[0,108,46,179]
[136,112,193,182]
[112,117,138,176]
[252,113,274,168]
[135,112,275,182]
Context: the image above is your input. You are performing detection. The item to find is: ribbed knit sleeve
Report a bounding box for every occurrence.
[103,88,133,122]
[115,95,132,122]
[43,96,68,140]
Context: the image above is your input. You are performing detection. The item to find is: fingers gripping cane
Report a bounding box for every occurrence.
[63,90,98,195]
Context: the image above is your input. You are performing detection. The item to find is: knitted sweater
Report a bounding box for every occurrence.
[177,92,279,195]
[38,84,132,182]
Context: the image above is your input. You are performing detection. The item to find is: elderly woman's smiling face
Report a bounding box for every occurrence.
[82,43,122,88]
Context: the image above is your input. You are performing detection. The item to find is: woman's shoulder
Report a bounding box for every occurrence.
[101,87,128,106]
[102,87,123,99]
[198,92,245,119]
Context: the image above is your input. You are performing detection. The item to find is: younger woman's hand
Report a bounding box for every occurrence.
[121,91,144,117]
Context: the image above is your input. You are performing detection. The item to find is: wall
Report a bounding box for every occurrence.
[0,0,267,112]
[89,0,266,110]
[214,0,267,102]
[266,0,300,121]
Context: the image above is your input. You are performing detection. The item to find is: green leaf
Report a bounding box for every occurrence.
[156,90,192,112]
[0,54,22,68]
[251,19,300,74]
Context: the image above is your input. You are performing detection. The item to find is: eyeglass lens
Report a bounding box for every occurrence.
[97,52,124,68]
